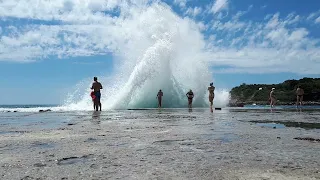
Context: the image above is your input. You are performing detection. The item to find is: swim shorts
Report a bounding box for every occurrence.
[94,91,101,100]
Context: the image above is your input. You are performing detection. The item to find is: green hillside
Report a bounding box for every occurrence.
[230,78,320,105]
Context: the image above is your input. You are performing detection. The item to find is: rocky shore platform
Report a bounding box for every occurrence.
[0,108,319,179]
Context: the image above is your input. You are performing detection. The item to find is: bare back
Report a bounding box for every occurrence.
[270,91,275,98]
[157,91,163,98]
[91,81,102,92]
[296,88,304,96]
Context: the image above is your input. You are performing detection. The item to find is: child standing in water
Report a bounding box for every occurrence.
[208,83,215,108]
[157,89,163,108]
[186,90,194,108]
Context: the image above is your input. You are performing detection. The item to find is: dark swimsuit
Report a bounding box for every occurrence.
[187,92,194,100]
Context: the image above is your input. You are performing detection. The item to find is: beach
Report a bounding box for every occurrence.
[0,108,319,180]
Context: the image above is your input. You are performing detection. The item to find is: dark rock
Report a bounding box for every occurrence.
[57,157,78,165]
[277,137,281,139]
[57,154,93,165]
[90,164,98,168]
[13,111,17,112]
[273,126,276,129]
[39,109,51,112]
[34,163,46,167]
[84,138,97,142]
[21,176,33,180]
[294,137,320,142]
[67,123,75,126]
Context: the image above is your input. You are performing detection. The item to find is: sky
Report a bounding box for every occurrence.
[0,0,320,104]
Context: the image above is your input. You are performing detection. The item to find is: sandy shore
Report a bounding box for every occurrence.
[0,109,319,180]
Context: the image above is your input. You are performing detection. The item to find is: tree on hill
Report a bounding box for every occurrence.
[230,78,320,104]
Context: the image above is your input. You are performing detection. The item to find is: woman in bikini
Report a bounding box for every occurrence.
[186,90,194,108]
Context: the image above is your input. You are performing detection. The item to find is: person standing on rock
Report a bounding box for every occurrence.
[186,90,194,108]
[157,89,163,108]
[208,82,215,108]
[269,88,276,108]
[91,77,103,111]
[296,85,304,107]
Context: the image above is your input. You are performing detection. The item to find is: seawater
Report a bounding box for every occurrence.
[1,104,320,113]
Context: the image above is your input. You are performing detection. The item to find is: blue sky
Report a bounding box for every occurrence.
[0,0,320,104]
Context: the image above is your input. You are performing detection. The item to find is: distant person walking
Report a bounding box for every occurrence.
[157,89,163,108]
[208,82,215,107]
[296,85,304,107]
[186,90,194,108]
[91,77,103,111]
[269,88,276,108]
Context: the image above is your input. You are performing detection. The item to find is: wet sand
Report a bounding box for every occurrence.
[0,108,319,180]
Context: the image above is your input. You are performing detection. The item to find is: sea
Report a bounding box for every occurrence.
[1,104,320,112]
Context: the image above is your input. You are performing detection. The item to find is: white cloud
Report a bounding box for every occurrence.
[307,10,320,21]
[286,15,300,25]
[173,0,187,8]
[0,0,319,75]
[316,16,320,24]
[185,6,202,17]
[265,13,280,28]
[211,0,228,14]
[205,7,320,74]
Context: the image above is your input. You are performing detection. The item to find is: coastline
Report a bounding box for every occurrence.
[229,101,320,107]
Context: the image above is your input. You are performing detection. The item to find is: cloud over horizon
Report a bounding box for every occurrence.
[0,0,319,74]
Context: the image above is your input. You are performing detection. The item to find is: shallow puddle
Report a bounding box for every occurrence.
[256,123,285,129]
[0,131,27,135]
[249,120,320,129]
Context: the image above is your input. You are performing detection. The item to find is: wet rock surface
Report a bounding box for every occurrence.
[294,137,320,142]
[0,109,319,179]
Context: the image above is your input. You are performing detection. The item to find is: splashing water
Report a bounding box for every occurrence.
[64,3,230,110]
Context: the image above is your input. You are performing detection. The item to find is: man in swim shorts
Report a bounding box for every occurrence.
[91,77,103,111]
[269,88,276,108]
[296,85,304,107]
[157,89,163,108]
[208,82,215,107]
[186,90,194,108]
